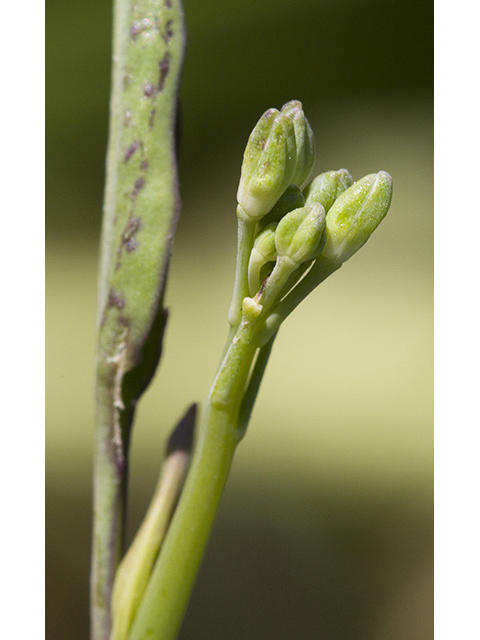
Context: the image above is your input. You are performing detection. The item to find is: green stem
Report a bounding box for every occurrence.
[227,211,257,328]
[127,318,258,640]
[257,256,342,346]
[259,255,298,314]
[276,259,314,301]
[238,332,277,438]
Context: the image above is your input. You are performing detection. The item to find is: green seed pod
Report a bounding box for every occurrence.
[322,171,393,262]
[237,109,297,221]
[275,203,326,265]
[281,100,316,188]
[248,223,278,295]
[303,169,353,213]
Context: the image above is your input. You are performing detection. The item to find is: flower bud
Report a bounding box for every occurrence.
[322,171,393,262]
[248,223,278,295]
[280,100,315,187]
[259,184,305,229]
[237,109,297,221]
[303,169,353,212]
[275,203,326,265]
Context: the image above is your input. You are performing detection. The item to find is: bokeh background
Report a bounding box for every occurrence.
[46,0,433,638]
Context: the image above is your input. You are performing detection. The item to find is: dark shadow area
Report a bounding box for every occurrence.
[46,0,433,240]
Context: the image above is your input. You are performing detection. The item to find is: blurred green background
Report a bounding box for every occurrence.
[46,0,433,638]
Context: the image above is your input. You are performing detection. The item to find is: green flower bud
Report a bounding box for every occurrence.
[322,171,393,262]
[303,169,353,212]
[258,184,305,229]
[237,108,297,221]
[280,100,315,187]
[275,203,326,265]
[253,223,278,261]
[248,223,278,296]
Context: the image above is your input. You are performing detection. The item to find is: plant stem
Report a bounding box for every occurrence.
[257,256,342,346]
[238,332,277,438]
[127,317,259,640]
[228,213,257,328]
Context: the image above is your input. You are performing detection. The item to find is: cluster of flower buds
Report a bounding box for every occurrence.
[237,101,315,222]
[236,101,393,314]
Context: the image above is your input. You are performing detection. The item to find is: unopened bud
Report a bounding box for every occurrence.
[259,185,305,229]
[237,109,297,221]
[322,171,393,262]
[281,100,315,187]
[275,203,326,265]
[303,169,353,212]
[248,223,278,296]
